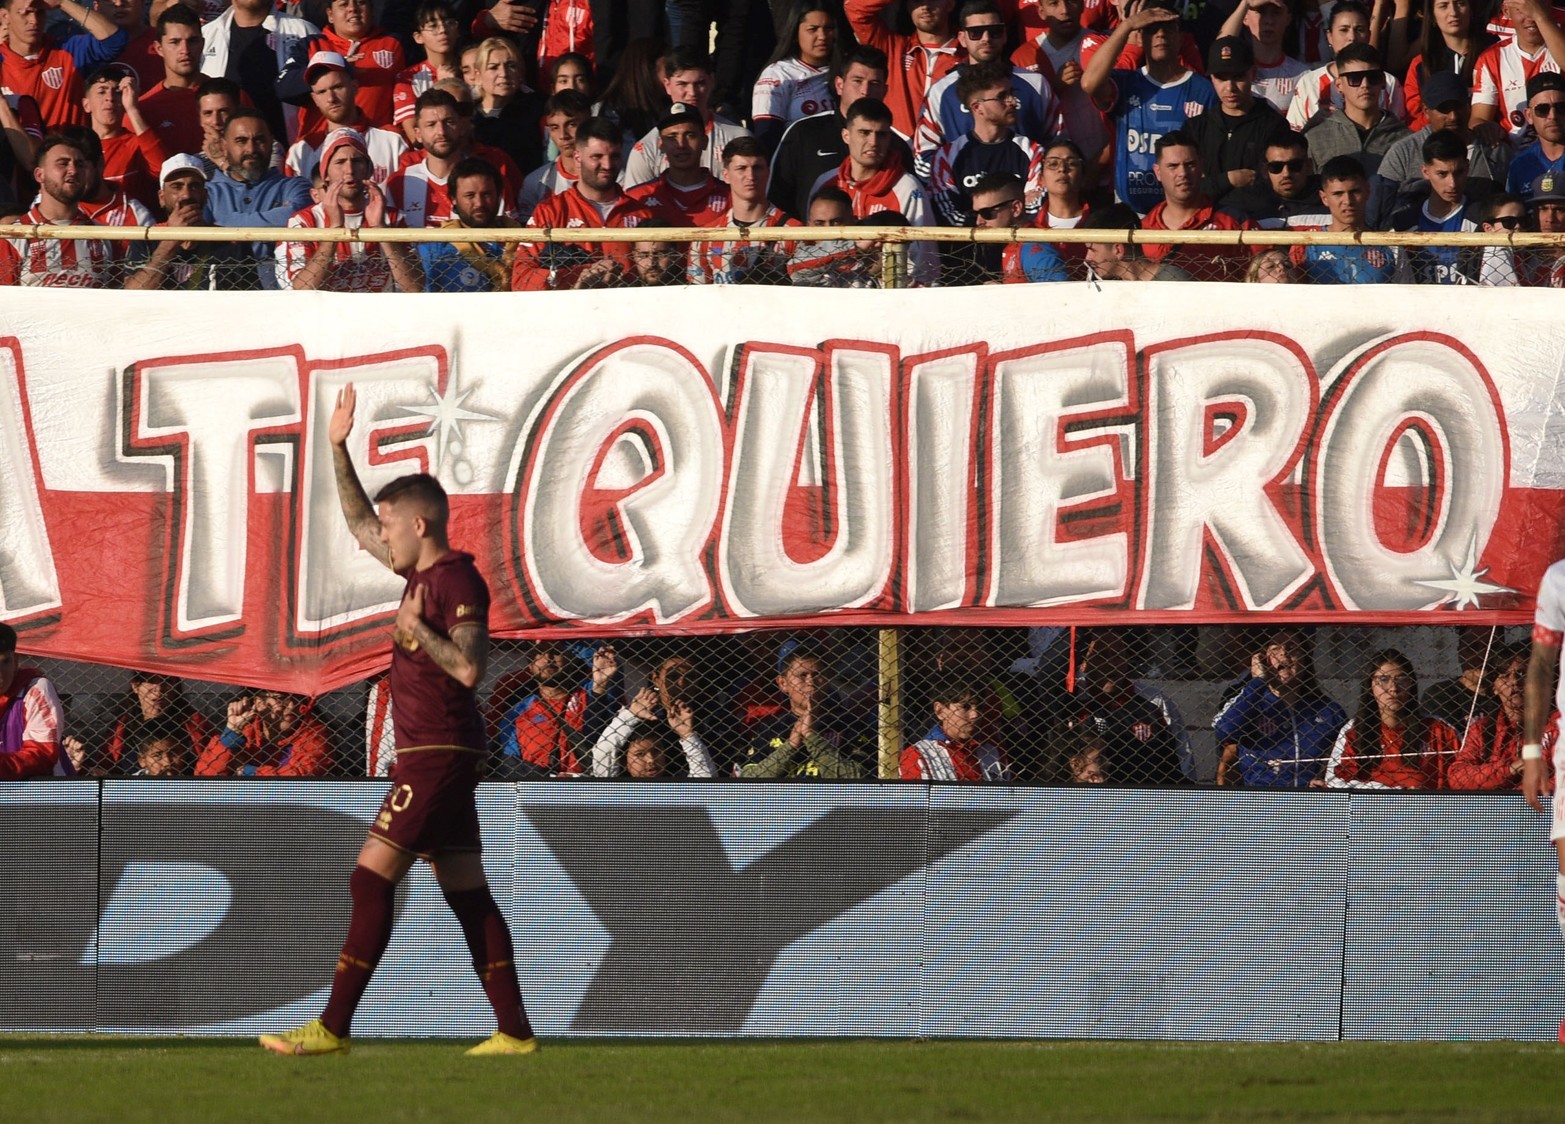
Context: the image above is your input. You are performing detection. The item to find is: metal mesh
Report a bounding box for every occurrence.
[2,227,1554,290]
[41,623,1535,788]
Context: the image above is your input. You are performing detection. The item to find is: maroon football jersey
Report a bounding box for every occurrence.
[389,550,489,752]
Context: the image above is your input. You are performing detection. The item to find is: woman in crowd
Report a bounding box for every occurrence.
[471,36,546,172]
[752,4,841,152]
[1448,645,1558,790]
[549,52,595,96]
[1325,649,1461,788]
[1391,0,1497,125]
[593,37,667,146]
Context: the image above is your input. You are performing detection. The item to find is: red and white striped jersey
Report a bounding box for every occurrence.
[539,0,593,76]
[1473,38,1562,140]
[0,205,117,286]
[279,200,408,291]
[286,123,408,186]
[82,190,156,229]
[752,56,833,126]
[1287,62,1405,130]
[391,59,441,127]
[627,172,733,226]
[385,161,454,227]
[365,675,396,777]
[686,204,799,284]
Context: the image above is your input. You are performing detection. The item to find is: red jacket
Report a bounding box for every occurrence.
[1142,200,1253,281]
[197,714,333,777]
[1448,709,1558,791]
[512,184,652,290]
[844,0,963,139]
[627,172,732,226]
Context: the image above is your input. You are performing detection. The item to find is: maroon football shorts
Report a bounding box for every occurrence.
[369,748,484,858]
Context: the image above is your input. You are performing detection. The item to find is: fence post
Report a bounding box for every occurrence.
[878,628,902,779]
[881,235,906,290]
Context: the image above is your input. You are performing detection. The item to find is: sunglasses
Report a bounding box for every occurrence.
[963,23,1006,38]
[1490,215,1524,229]
[1533,101,1565,118]
[1340,69,1385,87]
[1266,158,1306,173]
[1044,157,1085,170]
[974,198,1021,220]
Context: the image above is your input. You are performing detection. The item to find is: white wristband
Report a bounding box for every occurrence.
[1523,743,1545,761]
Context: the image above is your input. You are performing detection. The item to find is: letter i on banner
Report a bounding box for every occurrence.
[0,340,62,622]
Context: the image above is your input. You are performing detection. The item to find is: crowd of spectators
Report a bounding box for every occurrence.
[6,622,1556,789]
[0,0,1560,287]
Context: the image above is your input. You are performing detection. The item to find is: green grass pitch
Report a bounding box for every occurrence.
[3,1038,1564,1122]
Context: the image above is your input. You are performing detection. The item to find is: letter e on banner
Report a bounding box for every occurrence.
[0,339,61,623]
[518,340,724,623]
[987,335,1133,608]
[297,352,446,635]
[1314,333,1508,611]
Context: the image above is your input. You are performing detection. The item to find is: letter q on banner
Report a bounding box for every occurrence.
[515,339,726,624]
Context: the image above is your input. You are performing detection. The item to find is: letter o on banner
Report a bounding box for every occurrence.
[1315,334,1508,611]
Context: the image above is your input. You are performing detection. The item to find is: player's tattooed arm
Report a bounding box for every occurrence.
[328,383,392,568]
[398,586,489,687]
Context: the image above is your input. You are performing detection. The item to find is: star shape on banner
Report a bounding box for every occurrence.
[1412,536,1516,610]
[396,379,499,469]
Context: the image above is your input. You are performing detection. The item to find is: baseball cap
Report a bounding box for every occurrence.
[158,152,209,187]
[1422,71,1468,110]
[319,126,370,170]
[1531,171,1565,204]
[306,50,353,84]
[1207,36,1254,79]
[1528,71,1565,101]
[654,101,702,132]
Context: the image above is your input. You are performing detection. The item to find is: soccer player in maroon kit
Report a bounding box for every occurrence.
[260,384,537,1058]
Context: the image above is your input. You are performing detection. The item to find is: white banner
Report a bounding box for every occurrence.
[2,284,1562,691]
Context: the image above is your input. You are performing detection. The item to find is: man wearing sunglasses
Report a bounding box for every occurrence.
[1080,0,1216,215]
[1182,36,1287,203]
[1508,71,1565,201]
[914,0,1060,157]
[1304,42,1409,182]
[1226,133,1326,226]
[967,170,1069,281]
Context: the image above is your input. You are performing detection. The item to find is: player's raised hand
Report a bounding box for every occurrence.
[226,696,256,733]
[628,686,659,721]
[1524,756,1548,812]
[329,383,357,447]
[396,584,426,637]
[591,644,619,692]
[667,699,695,738]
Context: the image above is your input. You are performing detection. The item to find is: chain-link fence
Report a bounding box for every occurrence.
[3,223,1560,288]
[35,623,1537,790]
